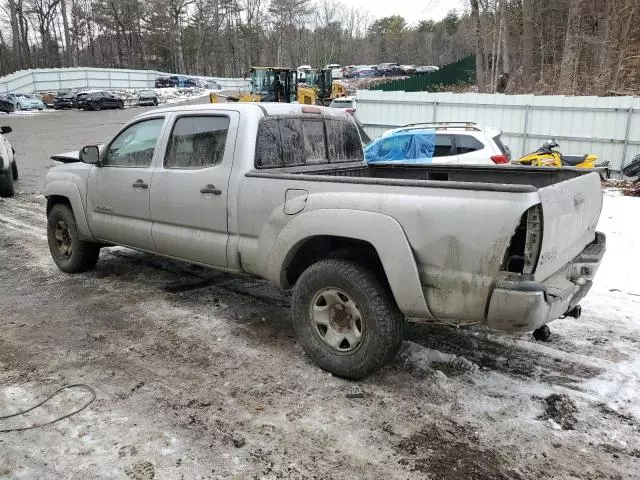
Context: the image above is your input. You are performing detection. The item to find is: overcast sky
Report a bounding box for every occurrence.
[340,0,467,24]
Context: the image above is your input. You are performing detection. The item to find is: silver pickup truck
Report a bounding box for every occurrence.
[45,103,606,379]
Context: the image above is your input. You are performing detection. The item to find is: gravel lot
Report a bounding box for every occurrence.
[0,104,639,480]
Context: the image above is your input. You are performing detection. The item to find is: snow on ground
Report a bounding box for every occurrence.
[399,191,640,455]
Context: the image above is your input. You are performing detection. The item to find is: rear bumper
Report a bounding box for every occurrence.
[486,232,606,332]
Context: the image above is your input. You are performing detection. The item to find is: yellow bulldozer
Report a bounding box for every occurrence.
[210,67,297,103]
[210,66,346,105]
[297,67,346,106]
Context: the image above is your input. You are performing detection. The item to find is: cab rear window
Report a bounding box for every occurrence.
[255,116,364,168]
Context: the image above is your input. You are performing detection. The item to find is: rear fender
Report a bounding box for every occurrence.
[45,180,95,241]
[268,209,431,318]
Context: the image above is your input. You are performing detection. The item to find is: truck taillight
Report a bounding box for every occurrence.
[491,155,509,164]
[345,108,356,115]
[502,204,543,275]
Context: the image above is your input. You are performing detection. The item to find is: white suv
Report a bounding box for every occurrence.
[383,122,511,165]
[0,125,18,197]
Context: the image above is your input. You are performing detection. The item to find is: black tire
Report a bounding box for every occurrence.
[292,259,405,379]
[93,103,101,111]
[0,170,14,197]
[47,204,100,273]
[533,325,552,342]
[11,160,18,181]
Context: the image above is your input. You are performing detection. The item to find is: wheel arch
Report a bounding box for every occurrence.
[45,181,95,241]
[268,209,431,318]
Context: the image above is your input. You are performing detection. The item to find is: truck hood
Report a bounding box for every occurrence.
[51,145,104,163]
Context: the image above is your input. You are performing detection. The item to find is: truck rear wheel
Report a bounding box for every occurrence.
[47,204,100,273]
[292,259,405,379]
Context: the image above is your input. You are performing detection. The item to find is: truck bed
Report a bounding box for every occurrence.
[247,162,592,193]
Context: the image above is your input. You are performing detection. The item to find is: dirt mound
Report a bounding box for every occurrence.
[602,179,640,197]
[397,421,524,479]
[539,394,578,430]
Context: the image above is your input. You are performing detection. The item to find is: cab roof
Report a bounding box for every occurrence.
[148,102,351,119]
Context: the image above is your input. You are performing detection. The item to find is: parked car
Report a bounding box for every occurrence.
[155,76,197,88]
[0,125,18,197]
[137,89,158,106]
[9,93,45,111]
[0,95,15,114]
[79,91,125,111]
[45,103,605,379]
[203,80,221,90]
[325,63,343,79]
[416,65,440,74]
[155,76,178,88]
[351,68,378,78]
[377,63,405,76]
[53,92,76,109]
[329,97,356,114]
[366,122,511,165]
[343,65,370,78]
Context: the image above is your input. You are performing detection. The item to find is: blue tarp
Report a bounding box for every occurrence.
[364,129,436,164]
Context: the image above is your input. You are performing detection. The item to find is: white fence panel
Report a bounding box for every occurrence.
[0,68,248,94]
[355,90,640,172]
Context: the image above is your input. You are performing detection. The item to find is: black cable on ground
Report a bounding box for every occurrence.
[0,384,96,433]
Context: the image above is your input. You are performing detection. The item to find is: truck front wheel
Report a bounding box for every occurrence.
[292,259,405,379]
[47,204,100,273]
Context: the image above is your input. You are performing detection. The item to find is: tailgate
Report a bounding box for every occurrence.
[535,171,602,281]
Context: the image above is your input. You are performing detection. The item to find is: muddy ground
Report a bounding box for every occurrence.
[0,105,639,479]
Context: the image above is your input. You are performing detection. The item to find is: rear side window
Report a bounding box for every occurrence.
[433,135,454,157]
[302,119,327,164]
[256,118,282,167]
[326,118,364,162]
[456,135,484,154]
[255,116,363,168]
[165,116,229,168]
[279,118,305,166]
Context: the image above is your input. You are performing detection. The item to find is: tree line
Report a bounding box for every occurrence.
[470,0,640,95]
[0,0,639,95]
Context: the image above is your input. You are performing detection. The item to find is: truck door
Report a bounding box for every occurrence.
[150,111,239,267]
[86,116,166,250]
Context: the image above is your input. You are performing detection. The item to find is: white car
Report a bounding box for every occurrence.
[381,122,512,165]
[325,64,343,80]
[7,93,45,111]
[0,125,18,197]
[329,97,356,114]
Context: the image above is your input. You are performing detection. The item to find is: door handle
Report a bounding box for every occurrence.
[132,180,148,189]
[200,184,222,195]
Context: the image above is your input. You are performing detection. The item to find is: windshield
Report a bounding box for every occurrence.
[330,100,353,108]
[251,69,275,95]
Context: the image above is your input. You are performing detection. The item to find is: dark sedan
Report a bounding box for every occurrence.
[377,63,405,76]
[79,91,125,111]
[0,95,15,114]
[53,94,75,109]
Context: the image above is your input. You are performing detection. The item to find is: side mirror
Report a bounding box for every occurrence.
[1,126,12,134]
[80,145,100,165]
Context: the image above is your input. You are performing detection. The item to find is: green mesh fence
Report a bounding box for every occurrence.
[370,56,476,92]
